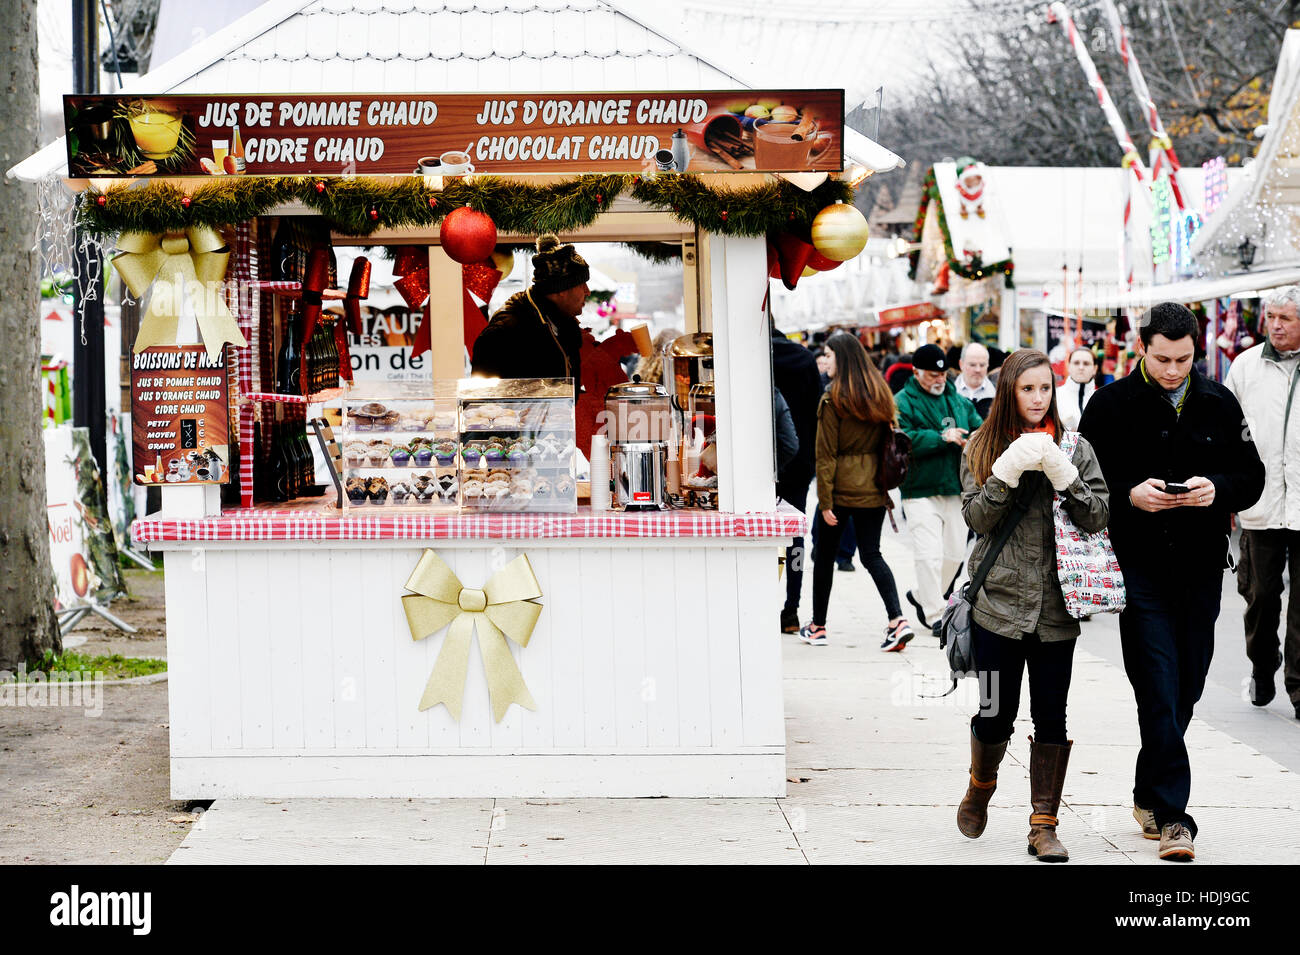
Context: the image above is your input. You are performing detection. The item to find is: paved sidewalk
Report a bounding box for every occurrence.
[170,527,1299,864]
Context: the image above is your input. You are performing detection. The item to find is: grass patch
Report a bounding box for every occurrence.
[29,650,167,681]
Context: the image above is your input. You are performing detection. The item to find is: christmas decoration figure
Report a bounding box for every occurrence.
[954,157,987,220]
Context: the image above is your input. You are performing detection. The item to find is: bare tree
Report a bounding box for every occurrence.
[1,0,59,669]
[876,0,1287,174]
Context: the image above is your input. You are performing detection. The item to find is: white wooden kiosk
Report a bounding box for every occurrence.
[134,218,802,798]
[16,0,902,798]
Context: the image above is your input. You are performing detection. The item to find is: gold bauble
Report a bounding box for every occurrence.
[801,266,819,277]
[811,201,869,262]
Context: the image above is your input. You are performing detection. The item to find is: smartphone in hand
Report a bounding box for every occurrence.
[1162,481,1191,495]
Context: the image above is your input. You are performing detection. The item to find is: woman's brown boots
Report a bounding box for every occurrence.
[1026,737,1072,863]
[957,728,1007,839]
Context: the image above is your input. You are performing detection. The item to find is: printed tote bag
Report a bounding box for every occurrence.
[1054,430,1125,617]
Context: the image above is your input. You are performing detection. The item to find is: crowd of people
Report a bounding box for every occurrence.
[770,292,1300,864]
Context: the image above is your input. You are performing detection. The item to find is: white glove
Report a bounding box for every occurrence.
[990,433,1050,487]
[1041,441,1080,491]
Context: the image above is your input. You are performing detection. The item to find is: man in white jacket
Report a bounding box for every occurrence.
[1224,285,1300,719]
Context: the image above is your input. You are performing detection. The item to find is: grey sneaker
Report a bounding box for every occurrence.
[1133,805,1159,840]
[1158,822,1195,861]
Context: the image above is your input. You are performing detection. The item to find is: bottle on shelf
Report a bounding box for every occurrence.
[252,420,270,504]
[303,321,320,396]
[231,123,246,174]
[321,317,340,392]
[295,427,316,492]
[269,420,291,503]
[275,303,302,396]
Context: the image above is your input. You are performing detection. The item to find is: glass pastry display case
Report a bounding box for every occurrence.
[338,382,460,508]
[457,377,577,514]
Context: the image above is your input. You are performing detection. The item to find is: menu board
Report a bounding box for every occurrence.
[130,345,229,486]
[64,90,844,176]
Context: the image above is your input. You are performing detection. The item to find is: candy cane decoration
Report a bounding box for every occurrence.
[1100,0,1186,210]
[1048,1,1149,289]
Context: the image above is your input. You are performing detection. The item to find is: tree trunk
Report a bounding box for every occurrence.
[0,0,60,669]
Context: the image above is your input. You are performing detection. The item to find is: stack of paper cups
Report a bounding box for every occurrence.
[590,434,612,510]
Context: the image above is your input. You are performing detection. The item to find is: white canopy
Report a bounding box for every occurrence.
[11,0,902,182]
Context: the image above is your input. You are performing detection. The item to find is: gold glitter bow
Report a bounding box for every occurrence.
[112,228,247,361]
[401,549,543,722]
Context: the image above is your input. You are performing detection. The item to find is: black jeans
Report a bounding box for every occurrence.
[812,509,857,562]
[970,619,1076,746]
[777,476,809,615]
[1118,565,1221,838]
[1237,528,1300,706]
[811,506,901,625]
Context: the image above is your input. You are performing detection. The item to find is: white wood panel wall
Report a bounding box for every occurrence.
[707,234,777,514]
[163,540,786,797]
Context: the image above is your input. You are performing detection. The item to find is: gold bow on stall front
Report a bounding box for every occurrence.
[112,228,248,361]
[402,550,543,723]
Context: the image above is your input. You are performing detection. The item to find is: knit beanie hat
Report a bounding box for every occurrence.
[531,234,590,295]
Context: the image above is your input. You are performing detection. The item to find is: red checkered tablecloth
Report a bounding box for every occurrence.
[132,502,808,543]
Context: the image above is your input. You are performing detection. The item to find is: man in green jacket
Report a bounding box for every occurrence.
[896,344,984,632]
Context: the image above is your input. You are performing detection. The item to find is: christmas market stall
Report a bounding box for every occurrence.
[16,4,898,799]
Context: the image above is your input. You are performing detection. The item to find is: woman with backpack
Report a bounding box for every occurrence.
[799,332,913,651]
[955,348,1109,862]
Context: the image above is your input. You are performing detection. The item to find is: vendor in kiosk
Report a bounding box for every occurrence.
[470,234,589,395]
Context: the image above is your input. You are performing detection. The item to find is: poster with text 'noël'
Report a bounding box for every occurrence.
[63,90,844,176]
[131,345,229,487]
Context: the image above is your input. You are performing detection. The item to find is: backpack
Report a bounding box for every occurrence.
[876,426,912,492]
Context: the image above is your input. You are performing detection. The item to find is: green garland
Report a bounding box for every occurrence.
[907,165,1014,289]
[76,173,854,239]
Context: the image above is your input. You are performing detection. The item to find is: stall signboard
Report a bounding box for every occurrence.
[130,345,230,486]
[64,90,844,176]
[45,426,126,608]
[1046,314,1109,355]
[348,307,428,384]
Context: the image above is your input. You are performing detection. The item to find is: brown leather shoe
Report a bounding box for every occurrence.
[1026,737,1072,862]
[957,728,1008,839]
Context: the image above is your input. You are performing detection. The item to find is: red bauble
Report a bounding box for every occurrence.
[428,196,438,209]
[439,207,498,264]
[95,195,106,207]
[314,180,326,194]
[807,250,843,272]
[181,196,192,209]
[368,207,379,221]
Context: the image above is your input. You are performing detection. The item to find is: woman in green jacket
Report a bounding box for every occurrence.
[800,333,913,651]
[955,348,1110,863]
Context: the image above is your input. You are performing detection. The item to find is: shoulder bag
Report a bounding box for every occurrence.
[1053,431,1126,617]
[933,488,1030,696]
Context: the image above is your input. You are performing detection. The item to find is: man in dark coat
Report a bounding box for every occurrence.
[471,234,588,395]
[772,322,824,633]
[1079,302,1264,862]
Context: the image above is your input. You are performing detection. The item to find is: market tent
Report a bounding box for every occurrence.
[9,0,902,183]
[1189,29,1300,276]
[1040,264,1300,312]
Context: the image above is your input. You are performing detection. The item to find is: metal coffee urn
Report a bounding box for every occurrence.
[605,377,671,511]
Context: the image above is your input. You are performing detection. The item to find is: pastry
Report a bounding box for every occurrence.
[345,477,369,504]
[390,444,411,466]
[390,481,411,503]
[366,476,389,503]
[344,441,368,467]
